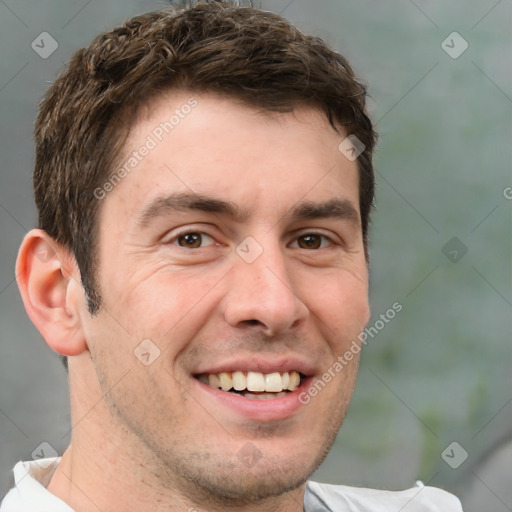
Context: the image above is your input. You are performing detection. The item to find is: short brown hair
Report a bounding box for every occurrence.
[34,0,376,315]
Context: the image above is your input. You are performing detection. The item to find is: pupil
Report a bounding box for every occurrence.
[300,235,320,249]
[180,233,201,248]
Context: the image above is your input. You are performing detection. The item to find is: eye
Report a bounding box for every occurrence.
[291,233,332,250]
[173,232,215,249]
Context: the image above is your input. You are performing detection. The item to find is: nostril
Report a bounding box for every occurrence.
[245,319,261,326]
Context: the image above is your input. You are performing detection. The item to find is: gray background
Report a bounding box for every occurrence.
[0,1,511,511]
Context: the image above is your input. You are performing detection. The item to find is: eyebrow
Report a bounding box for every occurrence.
[137,192,360,228]
[137,192,247,228]
[289,198,360,226]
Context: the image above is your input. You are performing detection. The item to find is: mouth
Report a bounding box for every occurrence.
[194,371,304,400]
[191,358,315,422]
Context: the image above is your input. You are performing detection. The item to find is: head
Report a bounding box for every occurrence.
[17,1,376,508]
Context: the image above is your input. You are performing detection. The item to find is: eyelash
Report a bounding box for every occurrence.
[171,230,216,248]
[289,232,334,250]
[167,229,336,250]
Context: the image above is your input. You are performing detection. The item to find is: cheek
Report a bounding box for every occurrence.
[115,269,226,355]
[304,269,369,344]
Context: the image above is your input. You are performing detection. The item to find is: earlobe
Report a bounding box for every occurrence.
[16,229,88,356]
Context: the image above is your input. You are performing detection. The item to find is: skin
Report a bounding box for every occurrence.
[16,91,370,512]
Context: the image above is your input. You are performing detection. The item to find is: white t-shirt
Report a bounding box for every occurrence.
[1,458,463,511]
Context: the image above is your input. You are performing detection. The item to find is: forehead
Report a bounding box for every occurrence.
[101,91,360,224]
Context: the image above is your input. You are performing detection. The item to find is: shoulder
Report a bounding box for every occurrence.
[305,480,463,511]
[1,459,74,512]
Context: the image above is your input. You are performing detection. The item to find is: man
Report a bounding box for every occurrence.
[1,2,463,511]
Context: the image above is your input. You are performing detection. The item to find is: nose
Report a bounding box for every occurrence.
[223,240,309,337]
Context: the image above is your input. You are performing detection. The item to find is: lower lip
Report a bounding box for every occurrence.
[193,377,314,422]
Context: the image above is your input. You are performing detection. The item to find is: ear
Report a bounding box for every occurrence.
[16,229,88,356]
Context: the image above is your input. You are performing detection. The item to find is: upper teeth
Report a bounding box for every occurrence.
[198,371,301,392]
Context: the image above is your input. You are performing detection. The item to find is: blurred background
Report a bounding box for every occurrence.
[0,1,510,511]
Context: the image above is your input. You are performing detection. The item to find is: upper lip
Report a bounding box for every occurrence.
[193,355,316,377]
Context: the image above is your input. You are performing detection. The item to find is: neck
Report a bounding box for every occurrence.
[48,446,306,512]
[46,357,306,512]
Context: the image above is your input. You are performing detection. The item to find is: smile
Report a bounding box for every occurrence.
[195,371,304,400]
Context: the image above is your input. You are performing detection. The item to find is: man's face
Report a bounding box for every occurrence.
[80,92,370,503]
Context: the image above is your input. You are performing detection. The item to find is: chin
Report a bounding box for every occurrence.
[166,434,336,507]
[183,456,313,504]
